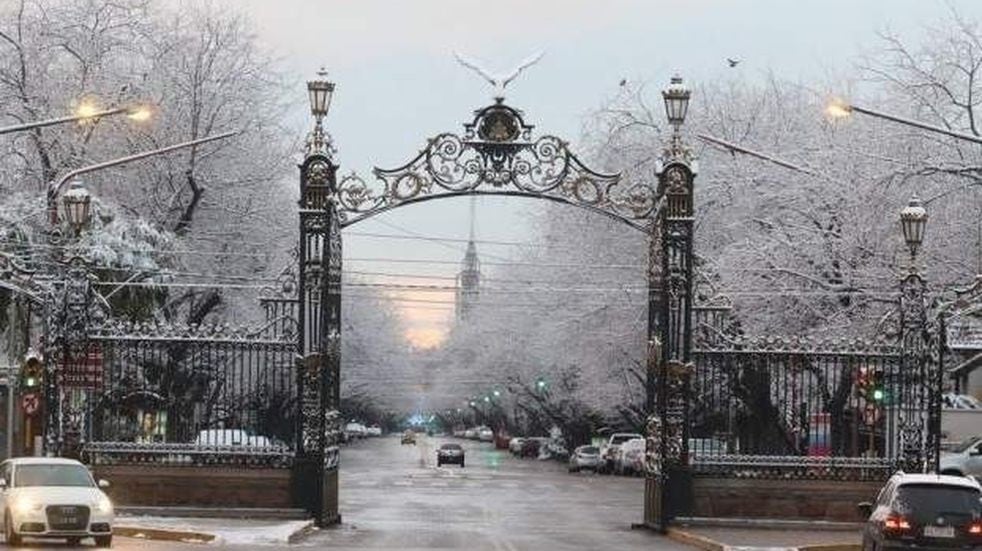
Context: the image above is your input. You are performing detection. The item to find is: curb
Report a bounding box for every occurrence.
[114,526,216,544]
[798,545,861,551]
[665,527,861,551]
[287,520,318,544]
[667,527,726,551]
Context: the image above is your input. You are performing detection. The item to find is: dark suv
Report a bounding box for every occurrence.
[437,443,465,467]
[860,472,982,551]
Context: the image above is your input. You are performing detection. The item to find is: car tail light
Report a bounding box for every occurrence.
[884,515,912,531]
[968,523,982,535]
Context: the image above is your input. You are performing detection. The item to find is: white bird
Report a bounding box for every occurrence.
[453,51,545,102]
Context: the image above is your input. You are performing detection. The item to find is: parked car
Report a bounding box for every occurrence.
[401,430,416,445]
[568,445,602,473]
[195,429,271,447]
[477,427,494,442]
[599,433,643,473]
[939,435,982,479]
[943,393,982,410]
[0,457,114,547]
[365,425,383,437]
[520,437,548,458]
[859,472,982,551]
[463,428,477,439]
[687,437,729,464]
[508,437,526,455]
[436,443,465,467]
[615,438,646,475]
[344,422,367,440]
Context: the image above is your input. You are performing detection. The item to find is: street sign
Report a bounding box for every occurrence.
[21,393,39,416]
[58,347,104,389]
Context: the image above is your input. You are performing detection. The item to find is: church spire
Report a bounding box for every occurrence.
[456,197,481,321]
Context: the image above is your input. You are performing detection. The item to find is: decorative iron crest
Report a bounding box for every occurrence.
[329,103,656,229]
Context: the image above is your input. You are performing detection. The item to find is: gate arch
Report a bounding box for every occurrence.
[296,92,697,530]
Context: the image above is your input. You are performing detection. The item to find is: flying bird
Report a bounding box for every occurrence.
[453,51,546,101]
[619,78,627,87]
[727,58,740,67]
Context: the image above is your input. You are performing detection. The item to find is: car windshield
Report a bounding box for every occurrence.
[949,436,982,454]
[16,464,93,488]
[441,444,461,450]
[579,446,599,454]
[894,485,981,522]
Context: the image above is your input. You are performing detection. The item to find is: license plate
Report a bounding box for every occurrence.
[924,525,954,538]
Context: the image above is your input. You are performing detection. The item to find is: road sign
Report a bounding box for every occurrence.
[21,393,39,416]
[58,346,103,389]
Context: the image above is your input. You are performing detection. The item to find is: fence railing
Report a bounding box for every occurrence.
[58,321,298,467]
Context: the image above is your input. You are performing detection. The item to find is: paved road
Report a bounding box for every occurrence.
[298,434,690,550]
[3,435,689,549]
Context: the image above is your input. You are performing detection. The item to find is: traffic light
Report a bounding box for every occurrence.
[870,368,887,404]
[535,378,547,391]
[20,352,43,392]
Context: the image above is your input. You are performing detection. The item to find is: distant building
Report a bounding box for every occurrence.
[455,201,481,322]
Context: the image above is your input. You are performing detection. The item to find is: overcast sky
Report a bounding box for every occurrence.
[213,0,981,349]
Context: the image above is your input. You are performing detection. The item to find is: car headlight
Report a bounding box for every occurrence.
[11,497,42,515]
[93,495,114,514]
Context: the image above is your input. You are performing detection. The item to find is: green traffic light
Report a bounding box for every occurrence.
[25,377,36,388]
[872,388,885,401]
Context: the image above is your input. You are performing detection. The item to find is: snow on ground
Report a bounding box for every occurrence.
[116,516,312,545]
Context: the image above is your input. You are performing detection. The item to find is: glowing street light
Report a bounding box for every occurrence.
[825,97,982,146]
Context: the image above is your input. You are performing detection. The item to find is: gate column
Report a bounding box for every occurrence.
[643,76,696,531]
[296,70,342,526]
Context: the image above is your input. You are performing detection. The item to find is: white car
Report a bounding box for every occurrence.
[477,427,494,442]
[344,423,367,440]
[365,425,383,437]
[939,435,982,479]
[195,429,271,447]
[943,393,982,410]
[0,457,114,547]
[599,432,643,473]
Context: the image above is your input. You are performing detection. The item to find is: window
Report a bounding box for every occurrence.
[893,485,981,523]
[15,464,94,488]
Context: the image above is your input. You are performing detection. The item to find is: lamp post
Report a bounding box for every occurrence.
[897,196,931,472]
[0,104,151,136]
[46,130,238,225]
[662,75,691,156]
[826,100,982,146]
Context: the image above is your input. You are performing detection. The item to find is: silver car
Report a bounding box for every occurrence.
[568,445,601,473]
[939,435,982,479]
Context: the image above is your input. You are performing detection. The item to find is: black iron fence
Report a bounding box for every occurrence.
[60,321,297,468]
[689,336,909,480]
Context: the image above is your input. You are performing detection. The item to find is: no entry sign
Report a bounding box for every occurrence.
[21,393,40,416]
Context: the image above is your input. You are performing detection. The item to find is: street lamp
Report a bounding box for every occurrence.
[492,389,501,398]
[0,103,152,136]
[61,180,92,236]
[825,98,982,146]
[900,196,928,264]
[307,68,335,122]
[662,75,691,130]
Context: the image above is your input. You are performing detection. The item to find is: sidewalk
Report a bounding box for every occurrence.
[669,523,862,551]
[116,516,314,545]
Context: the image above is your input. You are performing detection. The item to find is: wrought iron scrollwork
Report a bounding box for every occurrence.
[333,103,655,230]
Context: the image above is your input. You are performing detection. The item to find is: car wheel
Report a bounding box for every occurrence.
[4,512,20,546]
[95,534,113,548]
[460,462,464,468]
